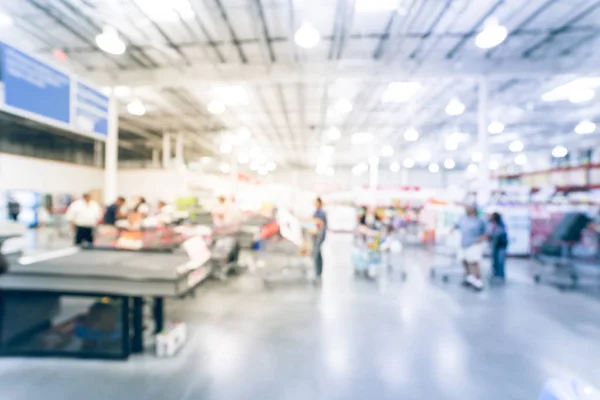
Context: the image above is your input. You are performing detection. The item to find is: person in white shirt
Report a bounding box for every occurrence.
[66,193,102,246]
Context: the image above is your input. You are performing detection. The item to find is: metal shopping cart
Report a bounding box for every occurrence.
[252,235,312,287]
[429,232,464,282]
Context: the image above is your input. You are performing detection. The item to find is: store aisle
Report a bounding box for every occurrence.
[1,233,600,399]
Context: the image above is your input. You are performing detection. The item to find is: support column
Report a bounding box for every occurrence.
[104,97,118,204]
[93,141,103,168]
[152,149,160,168]
[162,133,171,169]
[400,168,408,186]
[175,133,184,167]
[368,156,379,207]
[477,77,491,206]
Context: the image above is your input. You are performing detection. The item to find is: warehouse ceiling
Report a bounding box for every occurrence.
[1,0,600,174]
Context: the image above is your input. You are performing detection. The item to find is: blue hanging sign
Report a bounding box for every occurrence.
[73,81,109,137]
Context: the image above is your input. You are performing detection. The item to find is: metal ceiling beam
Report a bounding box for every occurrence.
[89,59,600,88]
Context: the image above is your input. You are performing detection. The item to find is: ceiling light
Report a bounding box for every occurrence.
[404,127,419,142]
[444,159,456,169]
[514,153,527,165]
[351,132,373,145]
[266,161,277,171]
[114,86,131,97]
[382,82,422,103]
[258,167,268,176]
[381,145,394,157]
[428,163,440,173]
[214,85,249,106]
[488,121,504,134]
[568,87,595,104]
[250,161,259,171]
[127,99,146,116]
[403,158,415,168]
[334,98,353,114]
[509,140,524,153]
[416,150,431,162]
[552,145,568,158]
[390,161,400,172]
[325,166,335,176]
[445,140,458,151]
[445,98,465,116]
[575,119,596,135]
[326,127,342,141]
[471,151,483,162]
[488,160,499,170]
[95,26,126,55]
[355,0,398,12]
[294,22,321,48]
[220,163,231,174]
[352,162,369,175]
[237,152,250,164]
[200,157,212,164]
[207,100,225,115]
[322,145,335,155]
[475,17,508,49]
[0,11,13,27]
[220,143,232,154]
[237,127,252,142]
[467,163,479,173]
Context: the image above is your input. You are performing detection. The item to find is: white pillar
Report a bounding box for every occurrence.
[162,133,171,169]
[400,168,409,186]
[175,133,184,167]
[477,77,491,206]
[93,141,103,167]
[368,156,379,207]
[152,149,160,168]
[104,97,118,204]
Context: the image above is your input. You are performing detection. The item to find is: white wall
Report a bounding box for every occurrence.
[0,153,102,194]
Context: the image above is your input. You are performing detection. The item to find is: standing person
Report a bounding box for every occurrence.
[66,193,102,246]
[453,205,488,290]
[133,197,150,216]
[488,212,508,283]
[7,197,20,222]
[103,197,125,226]
[312,197,328,283]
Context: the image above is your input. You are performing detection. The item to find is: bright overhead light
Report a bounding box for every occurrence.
[471,151,483,162]
[351,132,373,145]
[390,161,400,172]
[322,145,335,155]
[207,100,225,115]
[258,167,268,176]
[381,145,394,157]
[200,157,212,165]
[95,26,126,55]
[552,145,568,158]
[355,0,398,12]
[404,127,419,142]
[220,163,231,173]
[0,11,13,27]
[475,17,508,49]
[368,155,380,165]
[568,87,595,104]
[114,85,131,97]
[266,161,277,171]
[334,98,353,114]
[214,85,249,106]
[445,140,458,151]
[237,152,250,164]
[514,153,527,165]
[416,150,431,162]
[237,127,252,142]
[444,159,456,169]
[445,98,465,116]
[488,121,505,134]
[488,160,500,170]
[467,163,479,173]
[294,22,321,48]
[326,127,342,141]
[220,143,232,154]
[352,162,369,175]
[382,82,422,103]
[403,158,415,168]
[509,140,524,153]
[325,166,335,176]
[249,161,259,171]
[575,119,596,135]
[127,99,146,116]
[428,163,440,173]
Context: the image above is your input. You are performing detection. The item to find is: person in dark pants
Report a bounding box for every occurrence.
[103,197,125,226]
[66,193,102,246]
[312,197,328,283]
[488,212,508,282]
[7,198,20,222]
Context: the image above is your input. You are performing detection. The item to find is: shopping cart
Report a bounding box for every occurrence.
[429,233,464,282]
[252,235,312,287]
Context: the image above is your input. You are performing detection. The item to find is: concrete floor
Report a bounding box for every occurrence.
[1,233,600,399]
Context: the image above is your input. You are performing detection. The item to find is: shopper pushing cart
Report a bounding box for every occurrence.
[450,205,488,290]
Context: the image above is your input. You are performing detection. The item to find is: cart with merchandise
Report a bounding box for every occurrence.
[252,233,313,287]
[352,227,404,280]
[429,232,464,282]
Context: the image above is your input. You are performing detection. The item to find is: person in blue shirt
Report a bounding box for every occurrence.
[488,212,508,282]
[453,205,488,290]
[312,197,327,282]
[103,197,125,226]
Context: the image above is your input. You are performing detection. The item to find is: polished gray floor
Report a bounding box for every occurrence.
[1,233,600,399]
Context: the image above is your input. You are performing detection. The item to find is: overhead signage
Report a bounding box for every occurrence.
[0,41,111,140]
